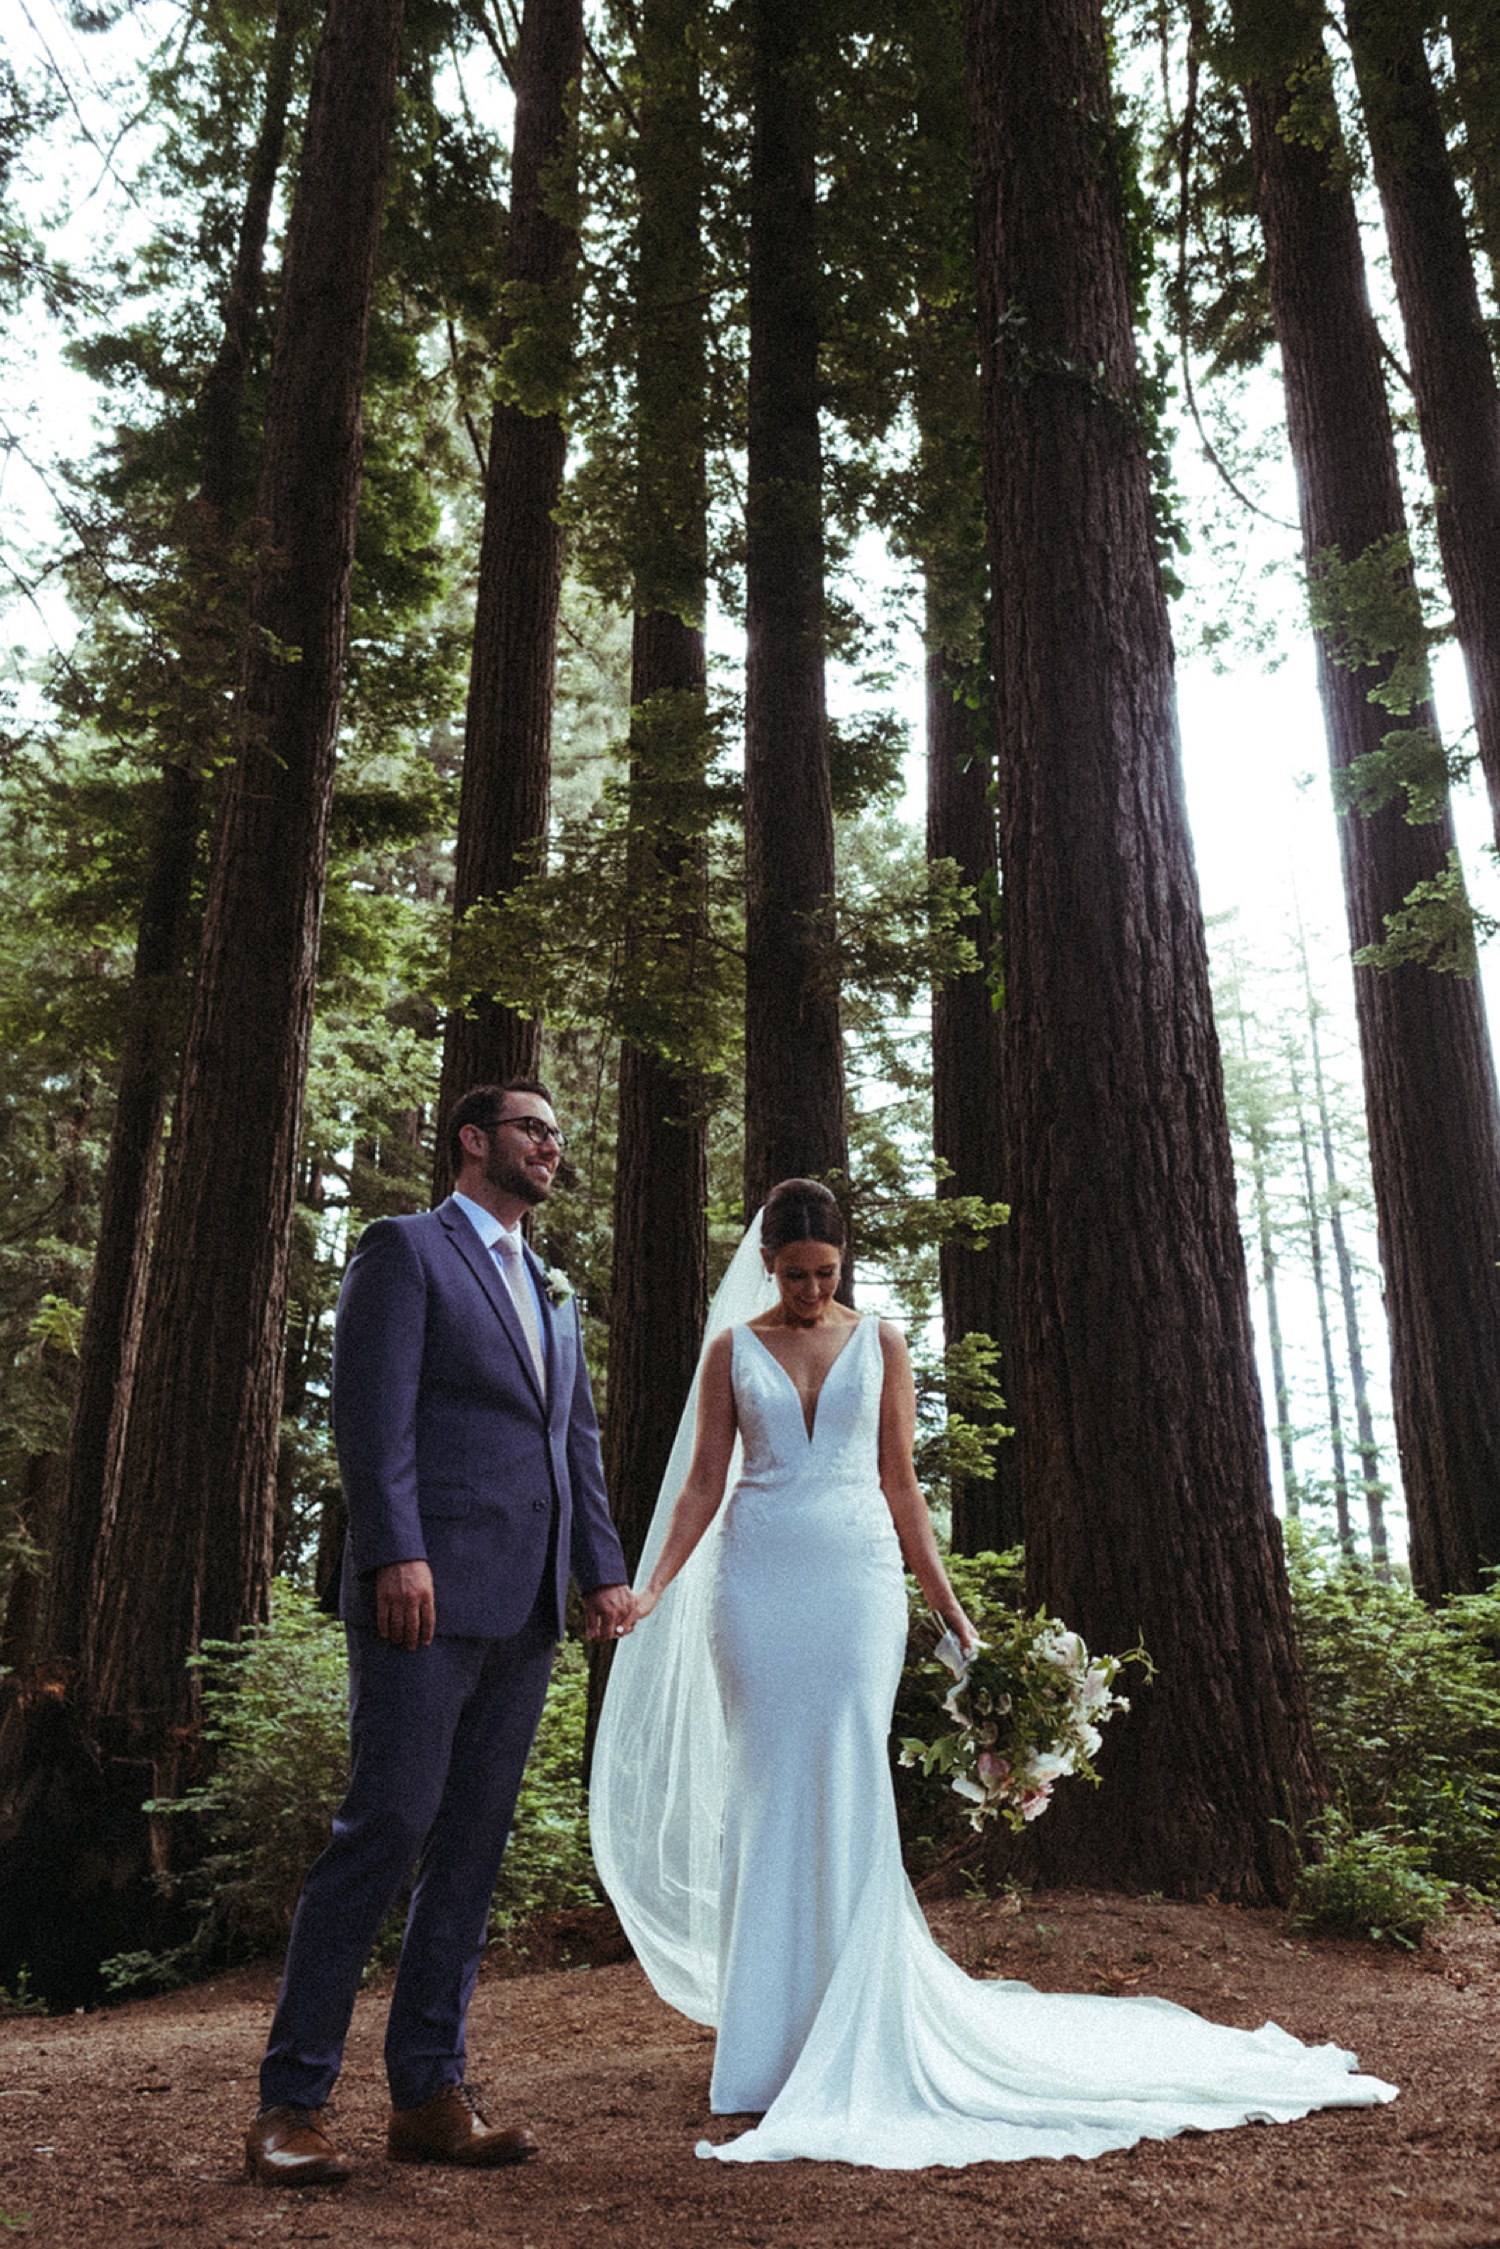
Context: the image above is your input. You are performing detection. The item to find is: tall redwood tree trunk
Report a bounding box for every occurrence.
[907,13,1017,1551]
[84,0,408,1753]
[926,633,1019,1554]
[742,0,847,1216]
[1345,0,1500,853]
[964,0,1323,1902]
[603,0,712,1591]
[1447,0,1500,306]
[46,0,307,1669]
[1233,4,1500,1595]
[432,0,583,1195]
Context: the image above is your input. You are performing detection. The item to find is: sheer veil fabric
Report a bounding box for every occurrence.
[589,1216,776,2024]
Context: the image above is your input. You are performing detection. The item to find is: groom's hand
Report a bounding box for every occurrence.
[376,1558,436,1649]
[583,1583,634,1642]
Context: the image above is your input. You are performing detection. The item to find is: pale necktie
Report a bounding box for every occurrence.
[492,1229,547,1393]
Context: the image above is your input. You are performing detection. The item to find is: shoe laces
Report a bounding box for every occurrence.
[453,2083,490,2122]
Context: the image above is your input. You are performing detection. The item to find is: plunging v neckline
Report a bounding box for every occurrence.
[744,1317,864,1443]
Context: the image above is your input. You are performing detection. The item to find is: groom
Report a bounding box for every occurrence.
[245,1081,631,2188]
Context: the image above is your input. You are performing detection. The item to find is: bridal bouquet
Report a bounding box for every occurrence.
[899,1610,1151,1832]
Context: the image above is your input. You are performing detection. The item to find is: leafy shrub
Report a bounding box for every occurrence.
[1287,1533,1500,1899]
[0,1968,49,2018]
[103,1586,351,1992]
[103,1586,601,1993]
[1289,1811,1450,1948]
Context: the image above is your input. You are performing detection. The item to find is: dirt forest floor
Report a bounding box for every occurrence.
[2,1888,1497,2249]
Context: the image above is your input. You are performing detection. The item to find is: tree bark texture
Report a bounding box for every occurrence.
[964,0,1323,1902]
[604,613,712,1584]
[742,0,847,1216]
[926,642,1020,1554]
[1236,13,1500,1596]
[1345,0,1500,855]
[1447,0,1500,307]
[84,0,407,1750]
[604,0,712,1583]
[433,0,583,1193]
[46,0,306,1669]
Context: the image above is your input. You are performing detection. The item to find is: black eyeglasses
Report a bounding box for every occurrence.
[490,1113,567,1152]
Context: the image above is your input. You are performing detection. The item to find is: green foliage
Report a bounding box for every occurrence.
[1307,535,1467,835]
[1299,537,1492,973]
[1306,536,1444,716]
[828,708,909,815]
[0,55,75,325]
[891,1550,1026,1868]
[448,759,743,1090]
[1335,725,1464,827]
[1353,851,1498,978]
[911,1329,1011,1499]
[901,1602,1149,1831]
[102,1586,602,1993]
[0,1968,49,2019]
[132,1585,353,1975]
[1287,1533,1500,1902]
[1289,1812,1450,1948]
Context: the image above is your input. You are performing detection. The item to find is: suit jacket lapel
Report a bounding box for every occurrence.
[439,1200,548,1412]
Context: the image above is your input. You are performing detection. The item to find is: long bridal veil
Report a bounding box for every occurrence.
[588,1216,776,2024]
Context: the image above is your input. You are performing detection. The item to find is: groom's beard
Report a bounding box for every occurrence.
[483,1142,554,1207]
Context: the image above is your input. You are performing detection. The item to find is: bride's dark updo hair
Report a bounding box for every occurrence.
[760,1178,847,1256]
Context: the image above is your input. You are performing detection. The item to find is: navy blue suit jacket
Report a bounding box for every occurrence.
[332,1198,625,1640]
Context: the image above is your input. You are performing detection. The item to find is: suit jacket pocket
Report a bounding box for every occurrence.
[419,1481,474,1519]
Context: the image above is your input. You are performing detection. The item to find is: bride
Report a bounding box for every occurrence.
[589,1180,1396,2168]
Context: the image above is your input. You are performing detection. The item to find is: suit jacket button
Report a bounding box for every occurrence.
[532,1500,546,1512]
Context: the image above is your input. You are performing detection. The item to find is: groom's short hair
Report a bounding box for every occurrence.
[446,1079,555,1174]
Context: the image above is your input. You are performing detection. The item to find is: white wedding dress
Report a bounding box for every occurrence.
[590,1246,1397,2170]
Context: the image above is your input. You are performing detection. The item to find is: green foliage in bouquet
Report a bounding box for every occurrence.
[891,1551,1023,1867]
[893,1550,1151,1838]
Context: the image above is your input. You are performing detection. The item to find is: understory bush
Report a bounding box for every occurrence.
[103,1527,1500,1991]
[1288,1811,1450,1948]
[102,1586,599,1995]
[892,1535,1500,1944]
[1285,1533,1500,1940]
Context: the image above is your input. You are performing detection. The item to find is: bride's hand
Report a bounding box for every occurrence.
[629,1584,661,1628]
[947,1607,980,1657]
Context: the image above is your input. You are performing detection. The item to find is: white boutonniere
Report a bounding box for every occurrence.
[544,1266,573,1306]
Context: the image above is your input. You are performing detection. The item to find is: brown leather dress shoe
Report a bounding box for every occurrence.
[244,2103,352,2188]
[386,2083,539,2167]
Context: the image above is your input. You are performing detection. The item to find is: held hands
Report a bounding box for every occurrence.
[377,1569,641,1647]
[583,1583,637,1641]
